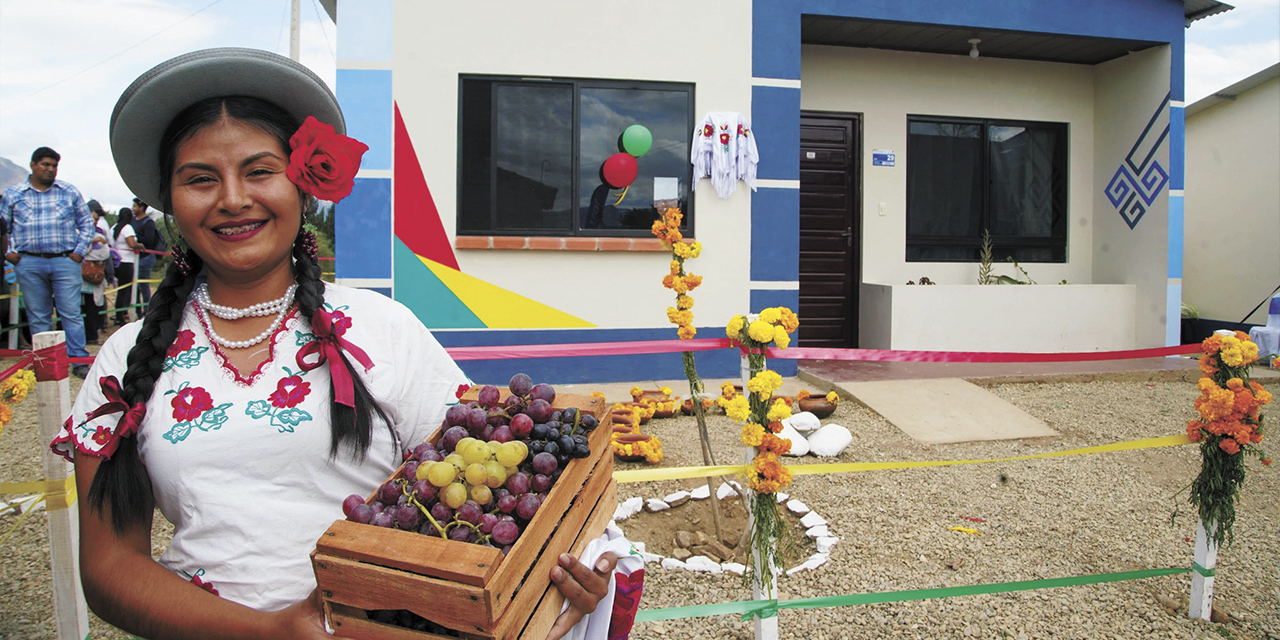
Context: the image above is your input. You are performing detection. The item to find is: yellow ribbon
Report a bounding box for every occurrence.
[0,475,77,511]
[612,435,1194,483]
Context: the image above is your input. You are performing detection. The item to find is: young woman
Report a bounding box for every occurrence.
[54,48,616,639]
[110,207,141,325]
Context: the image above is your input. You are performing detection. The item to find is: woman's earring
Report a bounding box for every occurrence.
[171,240,194,276]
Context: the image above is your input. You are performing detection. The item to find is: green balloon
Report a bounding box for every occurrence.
[621,124,653,157]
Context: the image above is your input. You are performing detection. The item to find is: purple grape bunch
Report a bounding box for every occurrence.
[342,372,599,552]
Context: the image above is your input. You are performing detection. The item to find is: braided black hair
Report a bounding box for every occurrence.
[87,96,391,532]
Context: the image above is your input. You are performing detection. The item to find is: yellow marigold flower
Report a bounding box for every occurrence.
[689,241,702,258]
[747,370,783,398]
[672,242,692,259]
[759,307,781,324]
[644,448,664,464]
[591,391,606,399]
[773,325,790,350]
[778,308,799,333]
[1221,346,1244,368]
[720,381,737,398]
[724,395,751,422]
[825,391,840,404]
[677,324,697,340]
[741,422,765,447]
[766,399,792,422]
[671,277,689,294]
[629,386,643,399]
[1242,340,1259,364]
[682,274,702,291]
[747,320,775,343]
[726,315,746,339]
[676,294,694,310]
[0,403,12,425]
[669,260,682,276]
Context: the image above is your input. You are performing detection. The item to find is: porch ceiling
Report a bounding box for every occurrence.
[800,16,1167,65]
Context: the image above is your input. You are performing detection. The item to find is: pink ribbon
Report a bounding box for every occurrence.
[83,376,147,459]
[296,308,375,407]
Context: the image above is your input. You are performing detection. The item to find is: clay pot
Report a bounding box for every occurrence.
[612,424,638,435]
[618,402,652,424]
[797,397,837,419]
[613,433,655,462]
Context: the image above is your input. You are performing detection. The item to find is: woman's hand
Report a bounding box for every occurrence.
[544,551,618,640]
[268,590,332,639]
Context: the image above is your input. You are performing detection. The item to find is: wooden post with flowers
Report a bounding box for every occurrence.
[725,309,798,640]
[650,207,726,541]
[1183,329,1272,620]
[33,331,91,639]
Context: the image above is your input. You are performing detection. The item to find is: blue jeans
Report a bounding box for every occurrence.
[136,253,156,303]
[14,255,89,357]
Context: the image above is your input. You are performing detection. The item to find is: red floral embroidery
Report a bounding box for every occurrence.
[91,425,114,446]
[167,329,195,358]
[171,387,214,422]
[608,569,644,640]
[285,116,369,202]
[456,384,470,400]
[702,124,713,137]
[269,375,311,408]
[330,309,353,336]
[719,133,730,146]
[190,574,219,596]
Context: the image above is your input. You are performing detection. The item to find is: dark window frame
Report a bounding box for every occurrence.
[457,74,696,238]
[905,114,1068,263]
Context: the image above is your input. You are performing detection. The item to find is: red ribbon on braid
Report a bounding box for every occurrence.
[295,308,374,407]
[82,376,147,459]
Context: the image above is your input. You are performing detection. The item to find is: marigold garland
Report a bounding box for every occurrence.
[1183,330,1271,546]
[611,433,664,464]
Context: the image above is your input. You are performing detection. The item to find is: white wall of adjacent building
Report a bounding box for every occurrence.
[1184,72,1280,324]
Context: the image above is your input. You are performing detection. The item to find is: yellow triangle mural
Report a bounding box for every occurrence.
[417,255,595,329]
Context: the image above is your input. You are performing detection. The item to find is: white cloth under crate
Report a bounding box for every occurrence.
[1248,295,1280,358]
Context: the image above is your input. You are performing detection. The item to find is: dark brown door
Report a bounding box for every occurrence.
[799,113,860,348]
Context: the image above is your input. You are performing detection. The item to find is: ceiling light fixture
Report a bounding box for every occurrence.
[969,38,981,59]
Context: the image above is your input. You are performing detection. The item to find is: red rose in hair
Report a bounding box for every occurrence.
[285,116,369,202]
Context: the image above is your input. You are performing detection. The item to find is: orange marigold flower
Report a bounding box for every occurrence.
[1233,330,1250,342]
[767,420,784,433]
[1262,458,1273,466]
[759,433,792,455]
[1202,335,1223,356]
[1186,422,1204,442]
[677,324,696,340]
[1219,438,1241,455]
[683,274,703,291]
[661,274,676,289]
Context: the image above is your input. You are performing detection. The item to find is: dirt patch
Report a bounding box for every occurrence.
[616,492,816,568]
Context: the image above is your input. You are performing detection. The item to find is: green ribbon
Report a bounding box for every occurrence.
[634,568,1192,623]
[1192,562,1216,577]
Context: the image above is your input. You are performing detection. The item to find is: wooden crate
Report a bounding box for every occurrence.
[313,393,616,639]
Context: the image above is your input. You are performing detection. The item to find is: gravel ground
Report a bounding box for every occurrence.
[2,367,1277,640]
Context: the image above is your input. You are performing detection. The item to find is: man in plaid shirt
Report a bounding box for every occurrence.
[1,147,94,377]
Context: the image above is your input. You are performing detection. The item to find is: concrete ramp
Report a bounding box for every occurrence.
[841,378,1059,445]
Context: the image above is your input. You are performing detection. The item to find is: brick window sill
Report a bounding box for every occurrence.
[455,236,695,252]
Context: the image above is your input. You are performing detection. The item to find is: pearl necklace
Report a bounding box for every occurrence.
[196,283,297,320]
[195,284,297,350]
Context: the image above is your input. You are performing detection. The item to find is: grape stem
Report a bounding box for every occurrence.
[406,490,448,538]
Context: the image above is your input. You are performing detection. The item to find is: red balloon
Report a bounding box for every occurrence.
[601,153,638,189]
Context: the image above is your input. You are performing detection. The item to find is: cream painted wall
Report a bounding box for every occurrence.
[1185,76,1280,323]
[1091,46,1172,347]
[859,283,1136,351]
[391,2,754,330]
[800,45,1096,287]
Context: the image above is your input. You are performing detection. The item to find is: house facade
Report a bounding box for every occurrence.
[319,0,1223,383]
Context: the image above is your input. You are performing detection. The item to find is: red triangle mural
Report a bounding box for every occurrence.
[394,102,459,270]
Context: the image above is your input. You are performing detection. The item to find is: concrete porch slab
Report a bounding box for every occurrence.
[839,377,1060,445]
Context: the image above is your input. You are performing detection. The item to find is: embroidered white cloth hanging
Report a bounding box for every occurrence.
[691,111,758,198]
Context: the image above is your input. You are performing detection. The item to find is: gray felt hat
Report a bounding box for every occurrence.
[109,48,344,210]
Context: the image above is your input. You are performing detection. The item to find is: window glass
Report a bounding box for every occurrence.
[906,116,1067,262]
[578,87,690,232]
[458,76,694,237]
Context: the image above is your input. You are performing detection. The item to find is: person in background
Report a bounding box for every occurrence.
[0,147,94,377]
[110,207,141,326]
[81,200,113,345]
[130,197,161,304]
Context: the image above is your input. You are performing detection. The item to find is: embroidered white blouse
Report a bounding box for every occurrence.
[53,282,471,611]
[691,111,759,199]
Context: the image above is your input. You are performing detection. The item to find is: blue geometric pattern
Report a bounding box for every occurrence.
[1105,93,1171,230]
